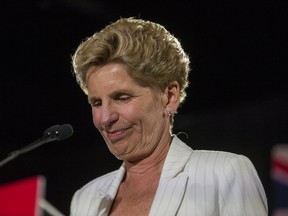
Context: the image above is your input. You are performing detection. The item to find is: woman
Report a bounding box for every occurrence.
[70,17,267,216]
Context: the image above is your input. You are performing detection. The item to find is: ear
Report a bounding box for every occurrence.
[164,81,180,114]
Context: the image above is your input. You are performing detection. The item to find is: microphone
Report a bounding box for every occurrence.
[0,124,73,167]
[43,124,73,141]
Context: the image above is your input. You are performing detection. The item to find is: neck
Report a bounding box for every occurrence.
[124,135,172,178]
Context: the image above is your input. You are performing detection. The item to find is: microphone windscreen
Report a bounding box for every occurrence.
[44,124,74,141]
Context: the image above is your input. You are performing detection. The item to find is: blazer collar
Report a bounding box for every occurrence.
[91,163,125,216]
[160,135,193,180]
[149,135,192,216]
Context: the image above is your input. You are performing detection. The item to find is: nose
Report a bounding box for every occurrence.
[93,103,119,128]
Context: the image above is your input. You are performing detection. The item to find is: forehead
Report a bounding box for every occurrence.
[86,63,143,94]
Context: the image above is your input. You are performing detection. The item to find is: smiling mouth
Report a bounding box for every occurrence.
[106,128,130,141]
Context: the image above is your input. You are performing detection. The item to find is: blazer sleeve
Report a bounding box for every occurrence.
[217,154,268,216]
[70,190,79,216]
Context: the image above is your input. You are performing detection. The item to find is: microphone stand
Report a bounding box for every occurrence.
[0,123,74,168]
[0,136,56,168]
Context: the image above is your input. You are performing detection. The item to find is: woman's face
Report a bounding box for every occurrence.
[86,63,171,161]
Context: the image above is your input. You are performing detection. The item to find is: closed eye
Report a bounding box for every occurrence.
[89,98,102,107]
[88,92,133,107]
[115,93,132,102]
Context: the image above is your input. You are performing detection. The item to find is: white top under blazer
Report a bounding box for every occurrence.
[70,135,268,216]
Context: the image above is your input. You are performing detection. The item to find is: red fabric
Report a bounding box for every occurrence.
[273,158,288,173]
[0,176,45,216]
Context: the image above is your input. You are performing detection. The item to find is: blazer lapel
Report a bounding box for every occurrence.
[149,136,192,216]
[149,173,188,216]
[89,164,126,216]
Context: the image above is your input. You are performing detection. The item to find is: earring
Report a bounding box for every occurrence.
[168,111,172,117]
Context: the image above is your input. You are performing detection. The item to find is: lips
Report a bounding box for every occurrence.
[106,127,130,142]
[108,129,125,136]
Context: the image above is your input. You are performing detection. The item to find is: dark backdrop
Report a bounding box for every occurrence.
[1,1,287,215]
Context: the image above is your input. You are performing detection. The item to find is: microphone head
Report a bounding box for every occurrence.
[43,124,74,141]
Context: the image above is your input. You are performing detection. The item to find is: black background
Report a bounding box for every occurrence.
[1,0,287,215]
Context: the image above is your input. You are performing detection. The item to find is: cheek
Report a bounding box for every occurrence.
[138,105,164,129]
[117,108,138,125]
[91,109,100,128]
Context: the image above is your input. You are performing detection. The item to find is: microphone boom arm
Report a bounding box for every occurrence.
[0,124,73,168]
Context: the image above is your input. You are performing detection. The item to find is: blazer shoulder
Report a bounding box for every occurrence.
[191,149,250,162]
[186,149,255,175]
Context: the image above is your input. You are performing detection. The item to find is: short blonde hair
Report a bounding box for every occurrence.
[72,17,190,104]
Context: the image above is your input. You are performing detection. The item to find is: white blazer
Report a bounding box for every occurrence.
[70,136,268,216]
